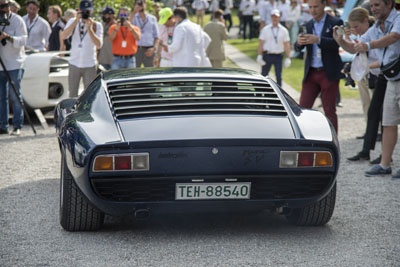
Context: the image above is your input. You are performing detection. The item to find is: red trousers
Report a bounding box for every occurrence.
[299,69,339,133]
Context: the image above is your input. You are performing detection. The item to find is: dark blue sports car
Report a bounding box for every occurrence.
[55,68,340,231]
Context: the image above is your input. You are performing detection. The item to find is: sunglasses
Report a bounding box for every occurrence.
[0,3,9,9]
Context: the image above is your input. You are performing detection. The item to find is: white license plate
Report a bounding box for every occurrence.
[175,183,251,200]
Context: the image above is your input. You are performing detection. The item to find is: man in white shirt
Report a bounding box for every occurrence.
[257,9,291,86]
[192,0,209,27]
[278,0,290,27]
[239,0,256,40]
[166,7,211,67]
[222,0,233,32]
[0,0,27,136]
[22,0,50,51]
[61,0,103,97]
[259,0,278,29]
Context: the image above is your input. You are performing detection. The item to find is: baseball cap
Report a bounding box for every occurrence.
[271,9,280,17]
[102,6,115,15]
[158,7,173,25]
[79,0,93,11]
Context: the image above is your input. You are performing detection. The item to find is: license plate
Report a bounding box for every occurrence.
[175,183,251,200]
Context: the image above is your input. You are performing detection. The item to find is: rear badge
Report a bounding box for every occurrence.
[212,148,218,155]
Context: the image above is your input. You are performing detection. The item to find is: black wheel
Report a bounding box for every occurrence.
[60,154,104,231]
[286,182,336,226]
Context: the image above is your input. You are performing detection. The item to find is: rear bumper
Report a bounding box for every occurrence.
[87,174,336,216]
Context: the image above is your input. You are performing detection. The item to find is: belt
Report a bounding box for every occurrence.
[113,54,134,59]
[139,46,154,49]
[263,51,283,55]
[310,67,325,71]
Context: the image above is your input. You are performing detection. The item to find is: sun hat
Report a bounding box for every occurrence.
[271,9,281,17]
[158,7,173,25]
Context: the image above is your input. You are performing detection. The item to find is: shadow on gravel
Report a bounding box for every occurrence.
[0,132,56,144]
[0,178,336,238]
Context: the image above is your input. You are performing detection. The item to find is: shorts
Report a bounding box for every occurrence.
[382,79,400,126]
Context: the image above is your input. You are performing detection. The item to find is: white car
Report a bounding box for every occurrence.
[21,51,83,110]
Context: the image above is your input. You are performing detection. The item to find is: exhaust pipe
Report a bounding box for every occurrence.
[134,209,150,220]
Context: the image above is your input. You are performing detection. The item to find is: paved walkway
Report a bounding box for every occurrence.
[224,42,300,101]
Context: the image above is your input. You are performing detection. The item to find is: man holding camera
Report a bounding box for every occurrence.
[98,6,116,70]
[333,0,400,178]
[23,0,50,52]
[130,0,159,68]
[108,7,141,69]
[294,0,343,134]
[0,0,27,136]
[61,0,103,97]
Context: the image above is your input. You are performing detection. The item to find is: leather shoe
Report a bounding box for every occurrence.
[347,152,370,161]
[10,128,21,136]
[0,128,9,134]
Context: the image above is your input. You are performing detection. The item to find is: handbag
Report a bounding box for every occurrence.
[351,52,369,82]
[380,57,400,78]
[380,19,400,79]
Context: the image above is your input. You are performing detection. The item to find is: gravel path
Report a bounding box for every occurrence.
[0,91,399,266]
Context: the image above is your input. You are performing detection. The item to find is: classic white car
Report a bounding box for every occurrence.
[21,51,83,110]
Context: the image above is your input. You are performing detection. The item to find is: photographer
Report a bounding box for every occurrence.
[61,0,103,97]
[333,0,400,177]
[0,0,27,136]
[98,6,116,70]
[108,7,141,69]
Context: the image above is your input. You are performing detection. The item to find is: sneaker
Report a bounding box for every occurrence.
[10,128,21,136]
[393,169,400,179]
[365,164,392,177]
[347,152,370,161]
[0,128,9,134]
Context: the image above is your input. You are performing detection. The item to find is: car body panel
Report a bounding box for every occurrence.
[55,68,340,217]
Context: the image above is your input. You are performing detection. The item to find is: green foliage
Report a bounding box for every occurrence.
[19,0,158,19]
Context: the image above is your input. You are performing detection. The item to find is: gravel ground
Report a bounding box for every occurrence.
[0,95,399,266]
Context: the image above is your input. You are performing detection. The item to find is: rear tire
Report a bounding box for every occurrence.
[286,182,336,226]
[60,154,104,231]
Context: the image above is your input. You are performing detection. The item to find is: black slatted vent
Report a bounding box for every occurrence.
[107,80,287,119]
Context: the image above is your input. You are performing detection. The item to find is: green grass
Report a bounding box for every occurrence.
[227,39,360,99]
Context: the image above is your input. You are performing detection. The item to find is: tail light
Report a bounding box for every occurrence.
[280,151,333,168]
[93,153,149,172]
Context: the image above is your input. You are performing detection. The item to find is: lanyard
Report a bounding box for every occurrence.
[26,16,38,36]
[271,26,279,44]
[120,26,128,40]
[137,15,148,32]
[78,21,88,45]
[1,13,11,32]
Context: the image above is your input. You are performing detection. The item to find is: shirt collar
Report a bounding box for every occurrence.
[313,13,327,25]
[374,9,399,29]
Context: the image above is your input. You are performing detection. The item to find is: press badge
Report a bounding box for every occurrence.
[122,41,127,48]
[317,48,321,58]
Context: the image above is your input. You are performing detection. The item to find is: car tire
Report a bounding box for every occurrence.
[286,182,336,226]
[60,154,104,231]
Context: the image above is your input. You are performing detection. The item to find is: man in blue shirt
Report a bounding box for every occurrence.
[333,0,400,178]
[294,0,343,134]
[130,0,159,67]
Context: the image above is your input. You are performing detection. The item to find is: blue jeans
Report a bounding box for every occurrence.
[0,69,24,130]
[111,55,136,70]
[262,53,283,86]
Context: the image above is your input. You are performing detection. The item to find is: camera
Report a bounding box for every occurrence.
[81,10,90,19]
[120,17,125,25]
[0,10,10,27]
[137,0,143,6]
[342,62,356,87]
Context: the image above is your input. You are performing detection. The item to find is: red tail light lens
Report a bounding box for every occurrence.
[115,156,132,170]
[298,152,314,167]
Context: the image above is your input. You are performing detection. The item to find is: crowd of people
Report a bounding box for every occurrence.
[0,0,399,180]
